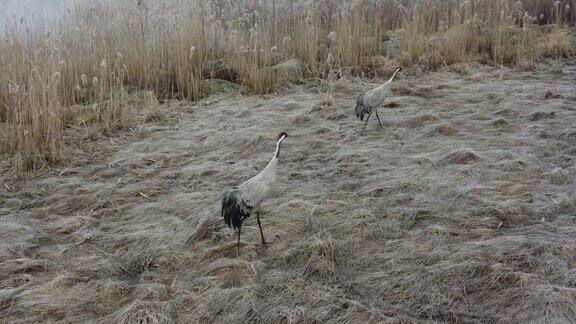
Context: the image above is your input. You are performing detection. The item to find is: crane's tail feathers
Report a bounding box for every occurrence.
[355,94,367,121]
[222,189,250,230]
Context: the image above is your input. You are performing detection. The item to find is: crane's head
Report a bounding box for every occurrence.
[389,67,402,82]
[277,131,288,143]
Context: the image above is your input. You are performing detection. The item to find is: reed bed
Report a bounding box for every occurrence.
[0,0,574,171]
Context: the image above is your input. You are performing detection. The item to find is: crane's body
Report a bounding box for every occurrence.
[222,132,287,252]
[355,68,401,133]
[222,156,277,229]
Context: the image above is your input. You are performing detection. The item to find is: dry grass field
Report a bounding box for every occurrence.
[2,62,576,322]
[1,0,576,322]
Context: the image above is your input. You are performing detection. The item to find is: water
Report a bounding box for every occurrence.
[0,0,115,33]
[0,0,88,22]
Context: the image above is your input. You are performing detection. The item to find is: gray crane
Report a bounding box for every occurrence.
[355,67,401,134]
[222,132,288,253]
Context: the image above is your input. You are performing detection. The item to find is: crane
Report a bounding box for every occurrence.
[355,67,401,134]
[222,132,288,253]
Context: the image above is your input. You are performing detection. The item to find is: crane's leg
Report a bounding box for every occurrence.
[237,226,242,255]
[361,113,372,134]
[375,110,383,129]
[256,212,266,245]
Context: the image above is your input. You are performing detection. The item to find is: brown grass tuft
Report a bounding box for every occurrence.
[282,100,301,111]
[544,168,573,184]
[541,29,576,58]
[489,117,513,130]
[403,113,440,128]
[439,148,480,165]
[282,236,344,279]
[317,95,334,108]
[423,123,458,136]
[530,111,557,121]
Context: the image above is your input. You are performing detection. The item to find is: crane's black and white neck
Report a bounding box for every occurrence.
[275,131,287,158]
[221,131,288,254]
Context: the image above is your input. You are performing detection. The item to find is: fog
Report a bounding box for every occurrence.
[0,0,88,21]
[1,0,118,32]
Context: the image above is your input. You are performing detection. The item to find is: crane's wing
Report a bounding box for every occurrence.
[355,93,367,121]
[221,188,251,230]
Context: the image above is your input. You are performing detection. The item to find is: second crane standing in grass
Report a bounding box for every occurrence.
[355,67,401,134]
[222,132,288,253]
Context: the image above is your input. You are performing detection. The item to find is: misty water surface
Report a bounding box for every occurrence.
[0,0,116,32]
[0,0,90,21]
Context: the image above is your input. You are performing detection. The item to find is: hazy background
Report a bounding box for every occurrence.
[0,0,104,30]
[0,0,82,19]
